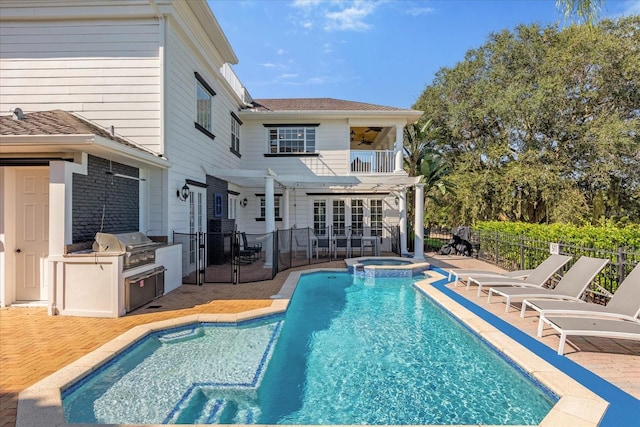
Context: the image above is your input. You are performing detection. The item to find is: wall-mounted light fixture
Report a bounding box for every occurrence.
[240,197,248,207]
[394,195,400,206]
[177,182,190,201]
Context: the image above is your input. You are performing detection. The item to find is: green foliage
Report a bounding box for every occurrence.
[413,17,640,226]
[475,221,640,249]
[556,0,604,26]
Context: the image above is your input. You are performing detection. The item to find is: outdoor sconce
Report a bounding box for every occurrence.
[394,195,399,206]
[240,197,248,207]
[177,183,190,201]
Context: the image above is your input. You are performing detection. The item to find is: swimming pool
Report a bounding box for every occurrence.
[62,271,556,425]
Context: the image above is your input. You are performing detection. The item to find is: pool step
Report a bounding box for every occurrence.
[171,390,259,424]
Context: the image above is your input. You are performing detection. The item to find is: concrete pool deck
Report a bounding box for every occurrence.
[1,253,638,426]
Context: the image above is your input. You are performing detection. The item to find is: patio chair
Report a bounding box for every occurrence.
[540,315,640,355]
[486,256,610,312]
[449,253,573,287]
[240,232,262,261]
[294,234,311,259]
[334,235,349,258]
[526,263,640,328]
[316,236,331,259]
[465,254,573,296]
[350,234,363,258]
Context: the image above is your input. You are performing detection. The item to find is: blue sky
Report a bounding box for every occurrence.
[209,0,640,109]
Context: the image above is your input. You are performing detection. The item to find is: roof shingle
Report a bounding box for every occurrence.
[249,98,414,112]
[0,110,148,153]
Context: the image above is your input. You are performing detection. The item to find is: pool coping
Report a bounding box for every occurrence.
[16,268,608,427]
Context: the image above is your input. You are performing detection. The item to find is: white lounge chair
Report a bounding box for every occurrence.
[486,256,609,312]
[465,254,573,296]
[541,316,640,355]
[522,263,640,323]
[448,267,534,286]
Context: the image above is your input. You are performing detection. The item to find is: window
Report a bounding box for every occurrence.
[259,196,281,218]
[370,199,383,237]
[230,113,241,155]
[313,200,327,236]
[228,195,237,220]
[195,72,215,138]
[351,199,364,235]
[332,200,346,235]
[213,193,223,218]
[268,127,316,153]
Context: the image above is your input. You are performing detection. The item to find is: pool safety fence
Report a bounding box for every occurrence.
[173,225,401,285]
[423,227,638,297]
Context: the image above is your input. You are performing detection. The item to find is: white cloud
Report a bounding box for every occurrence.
[260,62,277,68]
[405,6,434,17]
[323,43,333,53]
[290,0,380,32]
[324,1,377,32]
[276,48,286,55]
[280,73,299,79]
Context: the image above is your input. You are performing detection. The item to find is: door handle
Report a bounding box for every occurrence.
[16,248,22,253]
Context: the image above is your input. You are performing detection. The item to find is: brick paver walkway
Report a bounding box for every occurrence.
[1,255,638,427]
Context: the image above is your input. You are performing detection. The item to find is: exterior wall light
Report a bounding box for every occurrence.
[240,197,248,207]
[394,195,399,206]
[177,183,190,201]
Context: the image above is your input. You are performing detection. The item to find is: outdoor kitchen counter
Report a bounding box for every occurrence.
[48,252,124,318]
[48,243,182,318]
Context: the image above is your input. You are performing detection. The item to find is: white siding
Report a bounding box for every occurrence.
[240,119,350,177]
[163,19,243,234]
[0,19,162,152]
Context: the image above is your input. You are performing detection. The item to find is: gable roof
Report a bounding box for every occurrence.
[249,98,414,112]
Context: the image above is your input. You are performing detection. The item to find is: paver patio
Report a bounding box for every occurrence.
[1,254,638,427]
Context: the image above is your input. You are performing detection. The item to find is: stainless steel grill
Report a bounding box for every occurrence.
[93,231,164,270]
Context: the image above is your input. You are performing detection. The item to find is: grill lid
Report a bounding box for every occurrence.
[92,232,127,253]
[93,231,157,253]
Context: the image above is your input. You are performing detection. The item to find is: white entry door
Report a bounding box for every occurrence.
[15,168,49,301]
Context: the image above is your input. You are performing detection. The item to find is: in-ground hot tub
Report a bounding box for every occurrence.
[345,256,431,277]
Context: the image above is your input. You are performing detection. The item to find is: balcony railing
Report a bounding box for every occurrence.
[220,63,253,104]
[350,150,395,174]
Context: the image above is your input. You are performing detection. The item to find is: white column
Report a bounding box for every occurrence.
[264,175,275,267]
[413,183,425,261]
[399,189,408,255]
[282,187,290,230]
[394,125,404,173]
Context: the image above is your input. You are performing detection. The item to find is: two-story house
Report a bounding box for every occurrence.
[0,0,425,316]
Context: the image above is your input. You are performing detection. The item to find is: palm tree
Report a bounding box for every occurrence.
[403,118,439,177]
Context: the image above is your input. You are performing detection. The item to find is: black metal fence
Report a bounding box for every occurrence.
[424,227,639,294]
[174,225,400,285]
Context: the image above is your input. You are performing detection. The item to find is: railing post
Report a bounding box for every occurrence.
[495,231,499,265]
[519,235,525,269]
[617,247,626,291]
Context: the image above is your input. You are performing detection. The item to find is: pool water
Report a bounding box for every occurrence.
[62,271,555,425]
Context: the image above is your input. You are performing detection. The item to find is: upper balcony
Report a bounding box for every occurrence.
[350,150,395,174]
[349,126,399,174]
